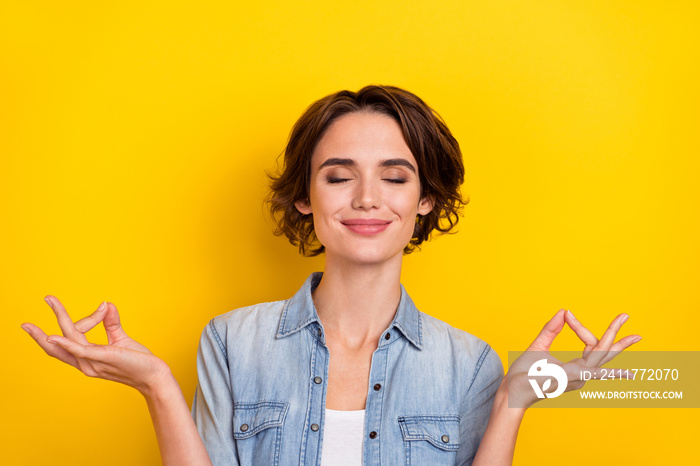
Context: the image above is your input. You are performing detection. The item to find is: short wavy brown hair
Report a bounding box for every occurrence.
[267,84,467,256]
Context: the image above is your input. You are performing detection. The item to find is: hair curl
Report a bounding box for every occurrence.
[267,84,467,256]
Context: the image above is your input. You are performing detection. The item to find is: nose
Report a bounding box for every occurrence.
[351,178,381,210]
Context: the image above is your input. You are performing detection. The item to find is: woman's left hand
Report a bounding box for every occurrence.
[503,309,642,409]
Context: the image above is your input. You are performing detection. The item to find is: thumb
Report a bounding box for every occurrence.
[527,309,567,352]
[103,302,129,344]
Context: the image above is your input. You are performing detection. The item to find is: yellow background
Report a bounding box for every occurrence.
[2,1,698,464]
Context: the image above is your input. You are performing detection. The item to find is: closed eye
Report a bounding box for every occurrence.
[327,177,351,184]
[326,177,407,184]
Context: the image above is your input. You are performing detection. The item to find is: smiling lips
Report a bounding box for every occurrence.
[341,218,392,235]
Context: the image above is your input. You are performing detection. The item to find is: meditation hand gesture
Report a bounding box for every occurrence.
[22,297,171,396]
[504,309,642,409]
[473,309,643,466]
[23,297,212,465]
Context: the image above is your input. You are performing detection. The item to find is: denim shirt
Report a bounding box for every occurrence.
[192,272,504,466]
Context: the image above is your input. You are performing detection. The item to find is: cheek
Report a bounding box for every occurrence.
[392,197,421,234]
[308,188,340,241]
[393,190,422,217]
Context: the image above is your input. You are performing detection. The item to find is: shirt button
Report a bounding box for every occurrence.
[318,328,322,337]
[384,333,391,340]
[311,423,319,432]
[314,376,323,384]
[369,431,377,439]
[441,434,450,443]
[373,383,381,391]
[240,424,249,432]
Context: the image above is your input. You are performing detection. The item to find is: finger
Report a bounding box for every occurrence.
[599,335,643,365]
[45,335,114,378]
[47,334,98,360]
[102,302,129,344]
[527,309,567,352]
[48,334,122,367]
[564,310,599,356]
[21,323,79,369]
[74,301,109,334]
[44,295,85,342]
[586,313,629,366]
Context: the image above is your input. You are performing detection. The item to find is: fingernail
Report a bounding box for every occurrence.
[621,314,629,324]
[47,338,57,344]
[97,301,107,312]
[632,336,642,343]
[567,310,576,320]
[21,324,31,334]
[44,297,53,308]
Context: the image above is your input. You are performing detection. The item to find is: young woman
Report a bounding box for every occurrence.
[22,85,641,465]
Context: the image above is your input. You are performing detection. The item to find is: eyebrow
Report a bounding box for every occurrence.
[318,158,416,173]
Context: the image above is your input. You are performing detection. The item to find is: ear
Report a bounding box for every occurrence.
[417,195,434,216]
[295,198,312,215]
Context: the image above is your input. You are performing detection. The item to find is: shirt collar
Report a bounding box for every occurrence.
[276,272,424,350]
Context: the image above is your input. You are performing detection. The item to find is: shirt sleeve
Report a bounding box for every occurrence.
[457,344,505,466]
[191,319,239,465]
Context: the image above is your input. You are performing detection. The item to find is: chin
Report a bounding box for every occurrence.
[326,243,407,266]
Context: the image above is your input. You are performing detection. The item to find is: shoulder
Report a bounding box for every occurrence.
[419,311,490,354]
[203,299,288,342]
[419,312,503,384]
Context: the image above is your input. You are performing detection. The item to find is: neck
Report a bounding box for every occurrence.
[312,254,402,349]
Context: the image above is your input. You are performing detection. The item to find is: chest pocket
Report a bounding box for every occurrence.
[398,415,460,465]
[233,401,288,466]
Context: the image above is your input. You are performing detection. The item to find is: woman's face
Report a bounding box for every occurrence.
[295,111,433,266]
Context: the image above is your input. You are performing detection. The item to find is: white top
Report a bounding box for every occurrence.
[320,408,366,466]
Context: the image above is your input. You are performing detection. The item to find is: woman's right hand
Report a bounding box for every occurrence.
[22,296,171,397]
[24,297,213,465]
